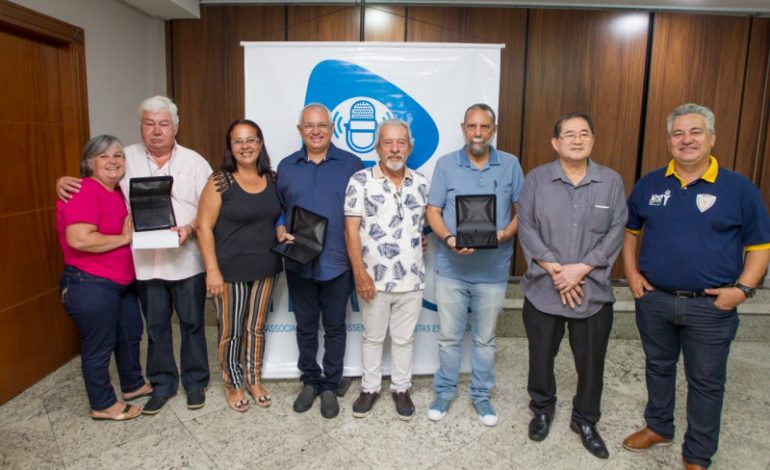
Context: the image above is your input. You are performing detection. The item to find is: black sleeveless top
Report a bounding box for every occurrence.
[213,171,282,282]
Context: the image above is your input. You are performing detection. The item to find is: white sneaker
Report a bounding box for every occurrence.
[427,395,452,421]
[474,399,497,427]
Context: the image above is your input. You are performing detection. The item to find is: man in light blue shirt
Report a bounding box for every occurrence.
[425,103,524,426]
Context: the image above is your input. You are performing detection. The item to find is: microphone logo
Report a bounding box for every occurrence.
[345,100,377,153]
[331,97,393,166]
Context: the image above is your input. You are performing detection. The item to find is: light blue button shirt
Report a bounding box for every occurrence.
[428,146,524,283]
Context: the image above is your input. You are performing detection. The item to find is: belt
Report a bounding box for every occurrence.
[653,285,710,298]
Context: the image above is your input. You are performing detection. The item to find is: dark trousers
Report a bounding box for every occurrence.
[60,266,145,410]
[137,273,209,397]
[522,298,613,425]
[286,269,351,392]
[635,290,738,468]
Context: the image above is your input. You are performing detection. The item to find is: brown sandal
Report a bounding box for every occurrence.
[226,387,249,413]
[91,403,141,421]
[248,383,272,408]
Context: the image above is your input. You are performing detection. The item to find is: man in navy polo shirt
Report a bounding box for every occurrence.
[621,103,770,469]
[276,103,363,419]
[425,103,524,426]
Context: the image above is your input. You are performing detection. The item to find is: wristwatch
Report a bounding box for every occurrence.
[733,282,756,299]
[443,234,455,248]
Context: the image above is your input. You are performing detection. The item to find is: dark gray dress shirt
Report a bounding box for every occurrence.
[518,159,627,318]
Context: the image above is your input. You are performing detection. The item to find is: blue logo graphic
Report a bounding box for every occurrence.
[305,60,439,169]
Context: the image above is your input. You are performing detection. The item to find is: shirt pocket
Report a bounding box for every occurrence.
[588,204,612,234]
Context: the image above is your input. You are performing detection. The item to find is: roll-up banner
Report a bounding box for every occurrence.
[242,42,503,378]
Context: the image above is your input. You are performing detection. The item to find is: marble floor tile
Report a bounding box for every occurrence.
[2,337,769,470]
[257,433,370,469]
[65,424,215,470]
[0,413,63,470]
[52,404,181,464]
[429,438,519,469]
[184,397,326,468]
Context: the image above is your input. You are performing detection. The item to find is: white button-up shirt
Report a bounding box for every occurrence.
[120,142,212,281]
[344,164,429,292]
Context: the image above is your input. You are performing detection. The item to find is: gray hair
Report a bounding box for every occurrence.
[464,103,497,126]
[80,134,123,177]
[297,103,332,127]
[667,103,715,135]
[375,118,414,150]
[138,95,179,128]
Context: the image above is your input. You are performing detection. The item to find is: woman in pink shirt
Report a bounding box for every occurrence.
[56,135,151,421]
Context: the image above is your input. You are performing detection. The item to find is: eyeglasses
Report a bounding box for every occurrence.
[393,193,404,220]
[300,122,330,132]
[559,132,593,142]
[231,137,259,147]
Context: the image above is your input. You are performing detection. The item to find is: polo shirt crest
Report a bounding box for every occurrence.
[696,193,716,212]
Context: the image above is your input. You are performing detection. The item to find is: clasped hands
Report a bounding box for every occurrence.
[540,261,592,308]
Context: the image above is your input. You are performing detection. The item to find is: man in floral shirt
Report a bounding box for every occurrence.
[344,119,429,421]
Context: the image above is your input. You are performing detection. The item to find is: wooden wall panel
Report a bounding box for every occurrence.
[0,209,61,311]
[406,7,527,156]
[0,122,65,215]
[364,5,405,42]
[761,106,770,210]
[287,5,360,41]
[522,9,649,183]
[0,292,78,402]
[519,9,649,277]
[642,13,751,173]
[735,17,770,181]
[0,0,88,404]
[171,6,285,168]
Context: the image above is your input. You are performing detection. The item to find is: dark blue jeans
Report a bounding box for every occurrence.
[137,273,209,397]
[286,269,351,392]
[60,266,145,411]
[635,290,739,468]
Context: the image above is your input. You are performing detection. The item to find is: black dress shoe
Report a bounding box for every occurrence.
[142,396,169,415]
[187,390,206,410]
[528,413,554,441]
[293,385,319,413]
[320,390,339,419]
[570,420,609,459]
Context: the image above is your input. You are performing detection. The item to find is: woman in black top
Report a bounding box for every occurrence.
[197,119,282,412]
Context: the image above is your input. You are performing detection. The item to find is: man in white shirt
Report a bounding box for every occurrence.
[57,96,212,414]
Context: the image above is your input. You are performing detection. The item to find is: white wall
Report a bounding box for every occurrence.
[12,0,167,145]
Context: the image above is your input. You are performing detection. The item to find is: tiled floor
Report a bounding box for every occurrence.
[2,327,769,469]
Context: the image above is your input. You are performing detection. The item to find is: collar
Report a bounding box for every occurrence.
[665,156,719,187]
[549,158,601,185]
[142,142,177,165]
[292,142,342,164]
[372,162,412,180]
[457,146,501,169]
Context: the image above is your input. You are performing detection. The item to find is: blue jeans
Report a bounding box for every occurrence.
[432,274,506,403]
[635,290,739,468]
[60,266,145,410]
[137,273,209,397]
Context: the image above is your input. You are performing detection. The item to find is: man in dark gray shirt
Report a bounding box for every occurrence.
[517,112,627,459]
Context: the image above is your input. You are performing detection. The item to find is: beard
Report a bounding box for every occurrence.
[467,138,491,157]
[384,158,405,171]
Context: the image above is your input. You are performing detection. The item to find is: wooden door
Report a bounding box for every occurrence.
[0,0,89,404]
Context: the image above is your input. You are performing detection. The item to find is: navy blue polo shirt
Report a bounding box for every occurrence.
[276,143,363,281]
[626,157,770,292]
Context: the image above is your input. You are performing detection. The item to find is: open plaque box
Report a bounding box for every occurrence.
[455,194,497,249]
[271,206,328,264]
[129,176,179,249]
